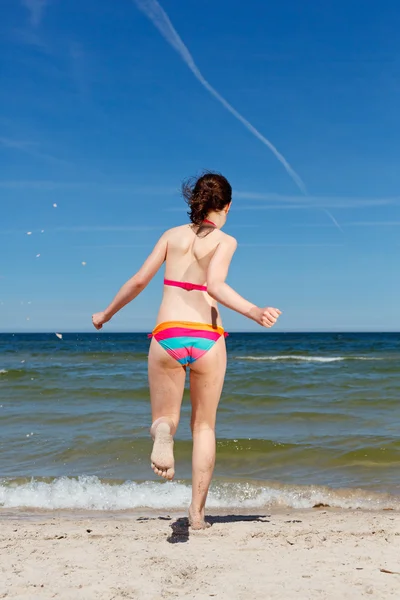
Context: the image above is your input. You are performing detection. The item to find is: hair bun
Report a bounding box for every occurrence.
[182,172,232,225]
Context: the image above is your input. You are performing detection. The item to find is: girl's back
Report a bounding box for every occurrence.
[157,223,230,325]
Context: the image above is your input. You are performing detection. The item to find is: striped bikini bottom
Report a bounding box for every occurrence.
[149,321,228,366]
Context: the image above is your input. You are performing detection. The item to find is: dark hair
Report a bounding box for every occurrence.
[182,172,232,226]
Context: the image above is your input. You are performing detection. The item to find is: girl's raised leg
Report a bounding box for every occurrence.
[148,338,186,480]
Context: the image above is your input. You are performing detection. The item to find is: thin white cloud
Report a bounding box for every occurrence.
[0,138,69,166]
[236,192,302,201]
[236,205,315,210]
[239,243,345,248]
[232,204,341,211]
[22,0,48,27]
[292,221,400,228]
[0,180,72,190]
[2,180,396,210]
[345,221,400,226]
[11,28,47,48]
[73,244,152,249]
[235,192,397,208]
[0,138,33,150]
[55,226,163,233]
[168,197,398,212]
[0,180,177,194]
[0,226,163,236]
[132,0,306,194]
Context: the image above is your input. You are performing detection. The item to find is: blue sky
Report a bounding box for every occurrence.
[1,0,399,332]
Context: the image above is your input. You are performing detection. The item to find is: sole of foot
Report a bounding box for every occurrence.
[150,421,175,480]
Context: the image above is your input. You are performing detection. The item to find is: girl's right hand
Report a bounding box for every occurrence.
[252,306,282,328]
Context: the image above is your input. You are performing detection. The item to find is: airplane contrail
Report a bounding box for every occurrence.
[324,209,344,233]
[132,0,307,195]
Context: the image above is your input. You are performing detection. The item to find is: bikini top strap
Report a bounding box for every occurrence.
[164,279,207,292]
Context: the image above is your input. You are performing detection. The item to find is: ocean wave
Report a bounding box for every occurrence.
[237,355,380,363]
[0,368,28,379]
[0,476,398,511]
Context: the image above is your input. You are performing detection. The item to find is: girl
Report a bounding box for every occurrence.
[92,172,281,528]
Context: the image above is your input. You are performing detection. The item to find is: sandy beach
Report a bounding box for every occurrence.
[1,508,399,599]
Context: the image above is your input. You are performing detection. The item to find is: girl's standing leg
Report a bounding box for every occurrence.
[148,338,186,480]
[189,336,227,529]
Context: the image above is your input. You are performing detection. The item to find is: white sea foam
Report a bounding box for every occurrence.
[0,477,397,511]
[0,369,8,374]
[238,355,380,363]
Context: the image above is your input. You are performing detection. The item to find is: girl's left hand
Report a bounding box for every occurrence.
[92,311,110,330]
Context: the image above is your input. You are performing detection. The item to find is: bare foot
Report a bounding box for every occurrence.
[189,505,211,530]
[150,419,175,480]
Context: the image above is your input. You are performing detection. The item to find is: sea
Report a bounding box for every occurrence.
[1,332,400,513]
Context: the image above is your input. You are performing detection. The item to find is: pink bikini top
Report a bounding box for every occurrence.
[164,279,207,292]
[164,219,216,293]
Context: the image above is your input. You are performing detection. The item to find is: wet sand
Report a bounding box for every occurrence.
[1,509,400,599]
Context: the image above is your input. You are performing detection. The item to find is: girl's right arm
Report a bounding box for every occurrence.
[92,231,169,330]
[206,236,281,328]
